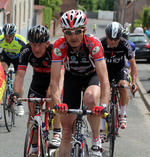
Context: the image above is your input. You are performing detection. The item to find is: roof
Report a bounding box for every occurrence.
[34,5,45,11]
[0,0,8,10]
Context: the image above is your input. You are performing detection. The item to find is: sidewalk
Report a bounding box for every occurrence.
[137,77,150,111]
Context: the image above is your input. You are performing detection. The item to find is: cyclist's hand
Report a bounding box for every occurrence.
[92,106,106,116]
[55,103,68,114]
[130,83,138,95]
[9,92,19,103]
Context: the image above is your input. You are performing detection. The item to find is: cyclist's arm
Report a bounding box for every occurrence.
[95,59,110,105]
[13,70,26,94]
[50,62,63,105]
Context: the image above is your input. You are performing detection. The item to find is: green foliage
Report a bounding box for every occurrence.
[77,4,86,12]
[141,7,150,28]
[78,0,114,11]
[134,19,142,30]
[39,0,62,16]
[43,7,52,28]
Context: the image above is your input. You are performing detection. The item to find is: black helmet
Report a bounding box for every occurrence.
[122,29,129,40]
[105,22,123,39]
[28,25,50,43]
[2,23,16,35]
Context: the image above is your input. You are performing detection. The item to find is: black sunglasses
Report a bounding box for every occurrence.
[108,37,120,41]
[4,34,14,37]
[64,29,83,35]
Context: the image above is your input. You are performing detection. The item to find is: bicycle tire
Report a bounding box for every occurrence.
[3,89,14,132]
[24,121,46,157]
[83,138,89,157]
[109,105,116,157]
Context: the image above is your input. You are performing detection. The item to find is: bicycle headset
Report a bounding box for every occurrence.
[2,23,17,35]
[28,25,50,43]
[105,22,123,39]
[60,9,87,29]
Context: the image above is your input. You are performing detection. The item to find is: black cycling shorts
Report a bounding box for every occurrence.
[28,74,50,98]
[108,67,129,84]
[63,71,100,109]
[1,51,19,72]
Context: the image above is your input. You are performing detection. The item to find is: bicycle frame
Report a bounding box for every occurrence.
[18,98,55,157]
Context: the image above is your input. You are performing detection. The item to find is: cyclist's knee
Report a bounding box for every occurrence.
[84,93,95,109]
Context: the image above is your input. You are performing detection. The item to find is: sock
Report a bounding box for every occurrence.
[120,105,126,115]
[100,118,106,130]
[92,134,102,147]
[53,128,61,136]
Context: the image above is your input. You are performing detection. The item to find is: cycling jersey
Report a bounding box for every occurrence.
[100,37,134,74]
[52,34,104,76]
[0,62,6,103]
[18,43,53,94]
[0,34,27,59]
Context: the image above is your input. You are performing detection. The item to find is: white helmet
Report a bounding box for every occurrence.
[60,9,87,29]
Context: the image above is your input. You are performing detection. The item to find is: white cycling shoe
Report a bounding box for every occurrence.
[17,104,24,116]
[91,145,103,157]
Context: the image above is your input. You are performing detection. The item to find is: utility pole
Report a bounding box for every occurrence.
[123,0,127,27]
[113,0,120,21]
[131,0,135,32]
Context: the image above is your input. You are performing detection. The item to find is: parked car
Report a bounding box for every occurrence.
[128,33,150,62]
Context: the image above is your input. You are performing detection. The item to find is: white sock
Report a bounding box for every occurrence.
[120,105,126,115]
[100,118,106,130]
[92,134,102,147]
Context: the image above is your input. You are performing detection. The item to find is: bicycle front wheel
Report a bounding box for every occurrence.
[3,89,14,132]
[74,143,81,157]
[109,105,116,157]
[24,121,46,157]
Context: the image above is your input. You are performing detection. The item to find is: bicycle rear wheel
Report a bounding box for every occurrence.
[3,89,14,132]
[109,105,116,157]
[24,121,46,157]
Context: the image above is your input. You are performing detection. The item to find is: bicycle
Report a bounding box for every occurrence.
[2,67,16,132]
[17,98,57,157]
[68,105,108,157]
[105,80,133,157]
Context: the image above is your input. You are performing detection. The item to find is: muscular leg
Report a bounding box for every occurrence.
[84,85,101,138]
[59,114,76,157]
[1,62,8,72]
[118,80,129,106]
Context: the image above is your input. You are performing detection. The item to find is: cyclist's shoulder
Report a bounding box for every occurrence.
[14,34,27,44]
[0,34,4,43]
[53,36,67,49]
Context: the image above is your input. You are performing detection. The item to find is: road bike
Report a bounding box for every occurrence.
[2,67,16,132]
[17,98,57,157]
[69,105,108,157]
[105,80,133,157]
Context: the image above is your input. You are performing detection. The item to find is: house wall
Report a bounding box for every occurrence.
[12,0,34,39]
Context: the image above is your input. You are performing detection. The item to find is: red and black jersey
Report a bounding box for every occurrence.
[18,43,53,79]
[52,34,104,76]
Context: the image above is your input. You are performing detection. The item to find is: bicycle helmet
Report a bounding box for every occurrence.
[105,22,123,39]
[122,29,129,40]
[28,25,50,43]
[2,23,16,35]
[60,9,87,29]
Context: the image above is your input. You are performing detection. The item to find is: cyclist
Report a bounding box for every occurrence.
[100,22,138,142]
[10,25,64,155]
[122,29,136,77]
[0,23,27,116]
[50,9,110,157]
[0,62,6,119]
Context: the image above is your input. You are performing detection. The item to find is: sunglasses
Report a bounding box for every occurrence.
[4,34,14,37]
[108,37,120,41]
[64,29,84,35]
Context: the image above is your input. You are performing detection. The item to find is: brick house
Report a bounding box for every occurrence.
[118,0,150,25]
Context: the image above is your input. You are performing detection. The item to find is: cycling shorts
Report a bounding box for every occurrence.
[28,75,50,98]
[63,71,100,109]
[109,67,129,84]
[0,63,6,103]
[1,50,19,72]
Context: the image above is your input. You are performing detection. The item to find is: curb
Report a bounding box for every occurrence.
[137,77,150,111]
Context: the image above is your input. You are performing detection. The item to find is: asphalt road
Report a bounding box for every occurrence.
[0,19,150,157]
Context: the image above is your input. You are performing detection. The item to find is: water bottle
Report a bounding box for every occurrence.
[42,122,47,140]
